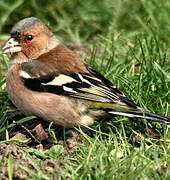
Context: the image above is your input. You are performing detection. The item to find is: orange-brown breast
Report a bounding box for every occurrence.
[6,63,83,127]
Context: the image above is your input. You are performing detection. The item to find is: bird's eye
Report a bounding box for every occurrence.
[25,35,34,41]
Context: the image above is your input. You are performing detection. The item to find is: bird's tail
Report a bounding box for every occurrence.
[109,109,170,123]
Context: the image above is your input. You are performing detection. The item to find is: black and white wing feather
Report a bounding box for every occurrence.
[20,60,170,123]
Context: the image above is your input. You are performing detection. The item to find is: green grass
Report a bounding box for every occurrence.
[0,0,170,179]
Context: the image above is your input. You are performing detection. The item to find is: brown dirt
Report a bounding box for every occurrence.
[0,111,88,179]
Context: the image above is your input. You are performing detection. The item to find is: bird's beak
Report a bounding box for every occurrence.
[2,38,21,54]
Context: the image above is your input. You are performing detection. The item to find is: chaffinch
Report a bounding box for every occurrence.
[2,17,170,127]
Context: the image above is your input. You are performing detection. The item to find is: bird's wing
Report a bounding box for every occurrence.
[20,60,170,123]
[20,60,59,80]
[20,60,138,108]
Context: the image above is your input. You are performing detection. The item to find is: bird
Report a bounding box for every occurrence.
[2,17,170,127]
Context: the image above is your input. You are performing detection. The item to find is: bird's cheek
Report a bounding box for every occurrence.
[22,37,50,59]
[22,44,41,59]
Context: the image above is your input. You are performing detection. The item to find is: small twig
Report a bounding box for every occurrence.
[20,124,41,144]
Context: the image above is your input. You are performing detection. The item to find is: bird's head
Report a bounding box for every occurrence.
[3,17,59,59]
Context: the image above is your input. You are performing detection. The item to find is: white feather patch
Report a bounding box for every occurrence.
[44,74,76,86]
[63,86,77,93]
[78,74,92,85]
[80,115,94,126]
[109,111,145,118]
[20,71,33,79]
